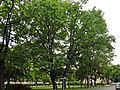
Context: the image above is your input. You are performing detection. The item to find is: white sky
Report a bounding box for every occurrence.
[75,0,120,65]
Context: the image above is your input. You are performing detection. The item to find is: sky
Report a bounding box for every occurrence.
[74,0,120,65]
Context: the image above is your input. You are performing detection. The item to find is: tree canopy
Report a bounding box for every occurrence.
[0,0,115,90]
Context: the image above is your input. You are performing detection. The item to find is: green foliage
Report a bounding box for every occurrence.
[108,65,120,82]
[5,44,31,82]
[1,0,115,89]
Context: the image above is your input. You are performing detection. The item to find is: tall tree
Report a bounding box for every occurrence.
[74,8,115,87]
[19,0,69,89]
[0,1,15,89]
[0,0,32,89]
[10,1,115,90]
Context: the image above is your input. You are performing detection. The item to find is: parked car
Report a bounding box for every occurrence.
[115,82,120,90]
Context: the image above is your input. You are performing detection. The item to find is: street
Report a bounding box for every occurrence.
[89,86,116,90]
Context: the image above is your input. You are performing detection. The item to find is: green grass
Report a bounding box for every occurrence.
[32,86,88,90]
[31,85,112,90]
[32,86,53,90]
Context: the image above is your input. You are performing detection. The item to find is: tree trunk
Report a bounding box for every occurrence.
[94,75,97,86]
[62,77,66,90]
[35,80,38,86]
[50,74,57,90]
[90,76,93,87]
[62,63,70,90]
[86,76,89,88]
[90,79,92,87]
[6,78,10,88]
[7,79,10,85]
[0,59,5,90]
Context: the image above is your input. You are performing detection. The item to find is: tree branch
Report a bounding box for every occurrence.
[40,68,50,75]
[2,0,14,47]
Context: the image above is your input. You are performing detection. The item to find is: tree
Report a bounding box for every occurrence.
[101,65,120,83]
[0,0,33,89]
[62,7,115,88]
[5,44,32,86]
[110,65,120,82]
[25,1,88,89]
[17,0,69,89]
[61,5,115,88]
[5,1,115,90]
[0,0,17,89]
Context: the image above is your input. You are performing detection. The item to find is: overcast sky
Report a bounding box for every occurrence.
[75,0,120,64]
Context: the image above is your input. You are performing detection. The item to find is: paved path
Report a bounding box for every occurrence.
[89,86,116,90]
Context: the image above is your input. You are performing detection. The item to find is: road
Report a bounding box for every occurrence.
[89,86,116,90]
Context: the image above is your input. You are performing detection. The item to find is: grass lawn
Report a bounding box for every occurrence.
[32,86,88,90]
[32,85,112,90]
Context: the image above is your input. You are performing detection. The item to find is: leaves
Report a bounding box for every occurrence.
[1,0,115,87]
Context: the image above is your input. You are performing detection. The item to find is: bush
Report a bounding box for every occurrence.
[5,84,31,90]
